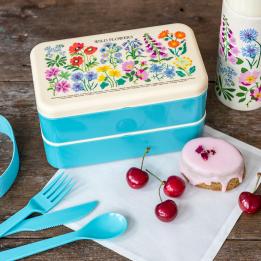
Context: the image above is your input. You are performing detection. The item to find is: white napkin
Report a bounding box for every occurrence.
[52,126,261,261]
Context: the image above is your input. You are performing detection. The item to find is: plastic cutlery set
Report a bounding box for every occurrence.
[0,173,128,260]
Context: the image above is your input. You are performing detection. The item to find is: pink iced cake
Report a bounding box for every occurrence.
[180,137,245,192]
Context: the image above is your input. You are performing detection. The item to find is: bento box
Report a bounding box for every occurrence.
[31,23,208,168]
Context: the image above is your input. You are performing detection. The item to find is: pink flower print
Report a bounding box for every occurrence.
[55,80,70,93]
[136,69,148,80]
[250,86,261,102]
[45,67,60,80]
[150,52,157,59]
[141,61,147,66]
[230,37,236,44]
[122,61,135,72]
[228,55,236,64]
[239,70,260,86]
[231,47,239,56]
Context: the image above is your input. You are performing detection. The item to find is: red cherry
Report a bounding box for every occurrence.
[163,176,186,197]
[126,167,149,189]
[238,192,261,214]
[155,199,178,222]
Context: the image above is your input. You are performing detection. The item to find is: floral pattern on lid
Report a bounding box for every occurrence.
[43,28,197,97]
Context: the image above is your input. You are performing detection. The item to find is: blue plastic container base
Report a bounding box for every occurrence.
[42,113,205,169]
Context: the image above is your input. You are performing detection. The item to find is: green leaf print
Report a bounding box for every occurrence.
[176,71,186,77]
[100,82,109,89]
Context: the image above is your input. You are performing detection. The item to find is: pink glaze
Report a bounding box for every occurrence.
[180,137,244,192]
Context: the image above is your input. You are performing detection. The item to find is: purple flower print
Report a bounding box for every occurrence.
[72,82,84,92]
[55,80,70,93]
[85,71,97,81]
[143,33,168,62]
[122,61,135,72]
[45,67,60,80]
[219,15,239,63]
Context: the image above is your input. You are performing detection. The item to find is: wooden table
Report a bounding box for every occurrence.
[0,0,260,260]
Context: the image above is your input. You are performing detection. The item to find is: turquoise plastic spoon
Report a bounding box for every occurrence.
[0,212,128,261]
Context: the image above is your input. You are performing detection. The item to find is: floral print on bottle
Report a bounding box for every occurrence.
[216,15,261,108]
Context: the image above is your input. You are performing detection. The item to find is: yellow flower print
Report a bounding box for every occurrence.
[108,69,121,78]
[97,65,111,72]
[98,75,106,82]
[174,56,192,70]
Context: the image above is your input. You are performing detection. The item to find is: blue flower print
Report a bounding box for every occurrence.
[240,29,258,43]
[72,82,84,92]
[71,72,84,81]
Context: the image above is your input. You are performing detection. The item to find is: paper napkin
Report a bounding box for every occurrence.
[51,126,261,261]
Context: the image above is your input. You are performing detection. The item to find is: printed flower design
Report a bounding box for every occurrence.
[239,28,261,69]
[217,15,261,107]
[43,28,196,96]
[143,33,169,63]
[219,15,242,65]
[122,61,135,72]
[240,29,258,43]
[69,43,84,54]
[158,30,169,39]
[175,31,186,39]
[96,65,124,88]
[56,81,70,93]
[66,42,99,72]
[136,69,149,81]
[216,62,237,101]
[100,43,123,67]
[242,44,258,59]
[70,56,83,66]
[71,71,97,92]
[158,30,187,58]
[45,66,70,95]
[150,64,175,80]
[239,70,260,86]
[122,39,144,60]
[173,56,195,76]
[72,82,84,92]
[250,86,261,102]
[45,44,66,59]
[84,46,98,55]
[45,67,60,80]
[108,69,121,78]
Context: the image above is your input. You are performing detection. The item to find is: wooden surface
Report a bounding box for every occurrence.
[0,0,260,260]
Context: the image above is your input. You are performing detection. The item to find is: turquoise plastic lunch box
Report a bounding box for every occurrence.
[31,23,208,168]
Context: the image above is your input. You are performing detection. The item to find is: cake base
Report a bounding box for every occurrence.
[182,171,245,192]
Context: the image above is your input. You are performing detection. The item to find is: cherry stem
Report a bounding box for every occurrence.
[146,169,164,183]
[141,147,150,170]
[158,182,164,202]
[254,173,261,192]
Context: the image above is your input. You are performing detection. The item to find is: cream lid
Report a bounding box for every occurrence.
[31,23,208,118]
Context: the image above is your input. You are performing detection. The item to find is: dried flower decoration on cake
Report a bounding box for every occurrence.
[195,145,216,161]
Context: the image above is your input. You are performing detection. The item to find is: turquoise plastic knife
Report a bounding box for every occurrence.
[3,201,99,237]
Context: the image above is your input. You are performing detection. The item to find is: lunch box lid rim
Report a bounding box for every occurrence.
[31,23,208,119]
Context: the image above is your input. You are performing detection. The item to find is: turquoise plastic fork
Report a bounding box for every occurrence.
[0,173,75,237]
[0,212,128,261]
